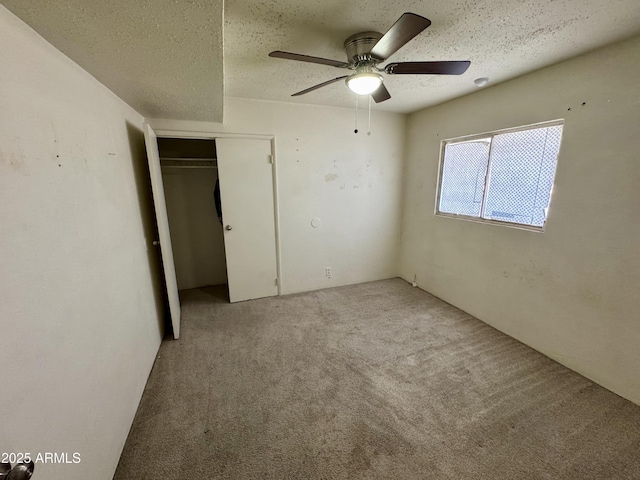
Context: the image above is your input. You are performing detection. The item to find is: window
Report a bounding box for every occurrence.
[436,120,563,230]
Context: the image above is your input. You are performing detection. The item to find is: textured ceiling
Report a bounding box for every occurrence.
[4,0,640,120]
[2,0,224,122]
[226,0,640,113]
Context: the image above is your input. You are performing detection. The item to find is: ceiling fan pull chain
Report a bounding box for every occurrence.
[354,94,359,134]
[367,94,372,136]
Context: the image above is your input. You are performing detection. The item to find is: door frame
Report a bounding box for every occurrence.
[153,128,283,296]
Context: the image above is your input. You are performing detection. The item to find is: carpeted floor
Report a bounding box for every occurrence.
[114,278,640,479]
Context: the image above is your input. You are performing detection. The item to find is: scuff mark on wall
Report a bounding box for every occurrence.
[0,150,27,174]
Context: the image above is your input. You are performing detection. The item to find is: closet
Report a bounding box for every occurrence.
[144,124,280,338]
[158,138,227,291]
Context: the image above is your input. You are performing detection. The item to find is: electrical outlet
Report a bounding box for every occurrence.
[326,267,332,278]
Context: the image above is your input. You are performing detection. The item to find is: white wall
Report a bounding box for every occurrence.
[151,97,407,295]
[0,6,164,480]
[399,35,640,405]
[162,167,227,289]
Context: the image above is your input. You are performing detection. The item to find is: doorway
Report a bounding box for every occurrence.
[158,137,228,291]
[143,124,281,338]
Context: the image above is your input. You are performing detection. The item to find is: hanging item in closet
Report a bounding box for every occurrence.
[214,178,223,224]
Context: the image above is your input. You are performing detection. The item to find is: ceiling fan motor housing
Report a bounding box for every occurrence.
[344,31,383,65]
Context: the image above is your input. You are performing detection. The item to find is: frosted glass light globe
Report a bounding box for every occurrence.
[346,73,383,95]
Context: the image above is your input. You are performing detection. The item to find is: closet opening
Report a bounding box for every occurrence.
[157,137,229,300]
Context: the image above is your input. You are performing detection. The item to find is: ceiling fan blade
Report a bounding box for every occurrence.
[292,76,349,96]
[269,51,350,68]
[370,13,431,61]
[385,61,471,75]
[372,84,391,103]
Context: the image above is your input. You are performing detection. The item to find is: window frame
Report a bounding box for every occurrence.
[434,119,564,233]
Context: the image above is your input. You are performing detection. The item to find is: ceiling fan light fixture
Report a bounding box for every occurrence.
[346,72,383,95]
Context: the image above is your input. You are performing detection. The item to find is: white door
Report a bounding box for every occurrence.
[216,138,278,303]
[143,122,181,339]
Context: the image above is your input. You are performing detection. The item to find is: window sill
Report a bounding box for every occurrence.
[435,212,546,233]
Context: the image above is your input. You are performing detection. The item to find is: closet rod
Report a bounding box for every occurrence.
[160,157,216,162]
[160,157,217,169]
[161,165,218,169]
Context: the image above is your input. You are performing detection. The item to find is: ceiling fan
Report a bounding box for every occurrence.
[269,13,471,103]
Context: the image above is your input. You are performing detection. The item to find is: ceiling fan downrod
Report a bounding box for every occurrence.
[344,31,383,65]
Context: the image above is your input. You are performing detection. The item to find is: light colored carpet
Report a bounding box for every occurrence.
[114,278,640,479]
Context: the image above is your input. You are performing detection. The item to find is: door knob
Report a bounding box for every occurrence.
[1,461,34,479]
[153,240,160,246]
[225,225,232,231]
